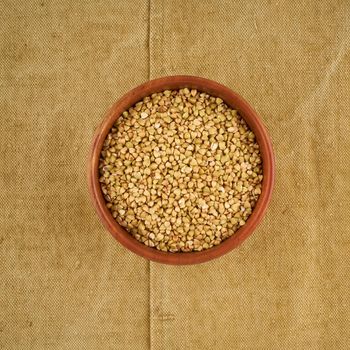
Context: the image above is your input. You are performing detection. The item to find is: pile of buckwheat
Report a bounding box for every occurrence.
[99,88,263,252]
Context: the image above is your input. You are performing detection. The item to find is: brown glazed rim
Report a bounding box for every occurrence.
[88,76,275,265]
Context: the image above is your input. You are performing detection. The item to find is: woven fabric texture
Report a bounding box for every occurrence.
[0,1,150,349]
[1,0,350,349]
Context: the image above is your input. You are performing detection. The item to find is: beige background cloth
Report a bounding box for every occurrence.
[1,0,349,349]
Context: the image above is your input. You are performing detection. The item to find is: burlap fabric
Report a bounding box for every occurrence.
[1,1,350,349]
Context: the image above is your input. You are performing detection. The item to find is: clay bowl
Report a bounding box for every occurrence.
[88,76,274,265]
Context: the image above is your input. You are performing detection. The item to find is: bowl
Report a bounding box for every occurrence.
[88,76,275,265]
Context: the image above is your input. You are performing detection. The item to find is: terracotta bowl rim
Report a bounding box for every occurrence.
[88,75,275,265]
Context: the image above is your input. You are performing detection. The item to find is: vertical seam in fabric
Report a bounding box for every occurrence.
[148,0,151,82]
[149,257,152,350]
[148,1,152,349]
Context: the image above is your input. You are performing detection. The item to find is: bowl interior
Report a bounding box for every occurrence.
[88,76,274,265]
